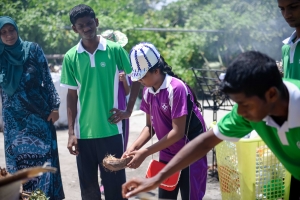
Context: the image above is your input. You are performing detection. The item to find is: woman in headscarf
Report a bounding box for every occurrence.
[0,16,65,199]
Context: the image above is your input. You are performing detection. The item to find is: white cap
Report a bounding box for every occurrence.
[129,42,160,81]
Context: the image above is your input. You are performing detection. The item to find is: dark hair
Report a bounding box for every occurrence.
[220,51,284,99]
[149,56,201,108]
[69,4,95,25]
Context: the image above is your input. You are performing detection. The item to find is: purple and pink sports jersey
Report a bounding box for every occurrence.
[140,75,206,162]
[118,72,131,110]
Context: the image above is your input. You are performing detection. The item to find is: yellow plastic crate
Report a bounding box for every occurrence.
[215,137,291,200]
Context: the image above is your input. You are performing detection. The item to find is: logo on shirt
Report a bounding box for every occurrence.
[297,141,300,149]
[161,103,169,112]
[100,62,106,67]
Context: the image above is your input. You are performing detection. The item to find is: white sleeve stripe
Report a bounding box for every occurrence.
[213,125,241,142]
[143,88,149,104]
[167,85,174,111]
[60,83,78,90]
[177,79,188,95]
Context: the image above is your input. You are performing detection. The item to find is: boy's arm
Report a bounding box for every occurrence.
[122,129,222,198]
[158,129,221,178]
[126,81,140,113]
[60,53,80,155]
[109,46,141,123]
[109,81,141,123]
[122,76,131,96]
[66,89,79,155]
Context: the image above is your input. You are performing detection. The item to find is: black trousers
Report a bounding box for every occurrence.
[76,134,127,200]
[290,175,300,200]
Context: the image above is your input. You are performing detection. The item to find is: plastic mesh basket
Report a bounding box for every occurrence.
[216,137,291,200]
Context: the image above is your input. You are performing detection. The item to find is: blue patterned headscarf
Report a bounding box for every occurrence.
[0,16,31,96]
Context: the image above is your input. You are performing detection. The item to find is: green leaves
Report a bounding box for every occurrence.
[1,0,290,89]
[28,189,49,200]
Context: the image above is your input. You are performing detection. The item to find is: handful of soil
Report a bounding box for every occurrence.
[103,155,133,172]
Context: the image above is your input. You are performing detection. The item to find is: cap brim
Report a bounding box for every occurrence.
[130,69,149,82]
[101,30,128,47]
[114,31,128,47]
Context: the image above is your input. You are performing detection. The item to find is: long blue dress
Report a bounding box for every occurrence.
[2,43,65,199]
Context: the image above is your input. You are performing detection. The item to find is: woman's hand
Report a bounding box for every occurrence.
[126,149,149,169]
[47,110,59,123]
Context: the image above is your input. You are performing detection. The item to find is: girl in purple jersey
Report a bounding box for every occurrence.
[123,42,207,200]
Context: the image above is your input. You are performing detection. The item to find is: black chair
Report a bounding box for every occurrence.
[190,68,234,178]
[190,68,233,114]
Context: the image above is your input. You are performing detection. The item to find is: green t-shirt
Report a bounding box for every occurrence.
[60,36,132,139]
[282,31,300,80]
[214,79,300,180]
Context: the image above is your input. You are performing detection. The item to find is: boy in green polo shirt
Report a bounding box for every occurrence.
[121,51,300,199]
[278,0,300,79]
[60,4,140,200]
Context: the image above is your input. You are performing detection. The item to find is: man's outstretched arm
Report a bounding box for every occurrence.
[122,129,223,198]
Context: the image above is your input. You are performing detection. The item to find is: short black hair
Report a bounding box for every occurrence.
[220,51,283,99]
[69,4,95,25]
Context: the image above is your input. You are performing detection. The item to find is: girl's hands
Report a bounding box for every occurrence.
[122,146,137,158]
[126,149,149,169]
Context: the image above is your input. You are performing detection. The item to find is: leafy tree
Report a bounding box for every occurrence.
[0,0,292,90]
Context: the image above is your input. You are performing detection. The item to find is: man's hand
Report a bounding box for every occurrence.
[109,108,132,124]
[67,134,79,155]
[47,110,59,123]
[122,177,160,198]
[108,81,140,123]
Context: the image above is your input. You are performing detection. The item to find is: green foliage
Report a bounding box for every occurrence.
[0,0,292,90]
[0,0,79,54]
[29,189,49,200]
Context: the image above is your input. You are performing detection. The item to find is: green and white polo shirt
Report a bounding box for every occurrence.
[213,79,300,180]
[282,31,300,80]
[60,36,132,139]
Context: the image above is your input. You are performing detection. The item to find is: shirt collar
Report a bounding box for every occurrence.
[282,31,298,45]
[263,80,300,129]
[76,35,107,53]
[148,74,172,94]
